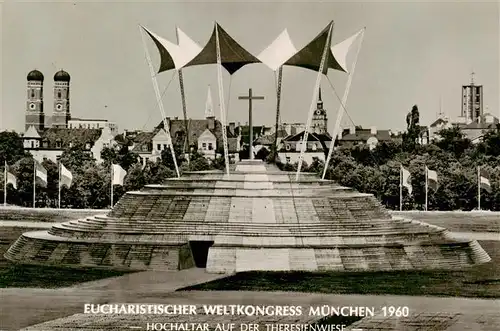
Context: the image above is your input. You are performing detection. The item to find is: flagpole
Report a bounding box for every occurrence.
[478,166,481,211]
[110,164,114,208]
[33,160,36,208]
[425,166,428,211]
[322,28,366,180]
[4,161,7,207]
[399,165,403,211]
[58,162,61,209]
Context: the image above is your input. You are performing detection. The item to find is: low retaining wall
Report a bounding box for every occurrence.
[0,207,109,223]
[0,207,499,232]
[392,211,500,233]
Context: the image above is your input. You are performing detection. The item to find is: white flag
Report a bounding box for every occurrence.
[426,166,438,191]
[401,165,412,195]
[60,163,73,188]
[479,167,492,193]
[112,164,127,186]
[5,163,17,189]
[35,161,47,187]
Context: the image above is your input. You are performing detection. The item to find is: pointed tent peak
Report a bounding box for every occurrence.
[184,22,261,74]
[141,25,202,73]
[174,27,203,68]
[141,25,177,72]
[284,20,344,75]
[330,28,364,74]
[257,28,297,72]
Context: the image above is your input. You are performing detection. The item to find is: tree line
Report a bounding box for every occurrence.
[0,133,223,209]
[272,106,500,211]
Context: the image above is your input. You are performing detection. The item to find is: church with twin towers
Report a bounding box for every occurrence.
[24,69,118,134]
[25,69,71,131]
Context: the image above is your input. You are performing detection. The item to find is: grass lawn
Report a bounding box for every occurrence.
[0,227,128,288]
[181,241,500,298]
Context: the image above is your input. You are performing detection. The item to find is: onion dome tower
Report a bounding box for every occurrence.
[51,70,71,128]
[25,70,45,131]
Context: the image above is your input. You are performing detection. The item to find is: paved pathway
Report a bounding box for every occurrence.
[1,265,499,330]
[0,269,229,331]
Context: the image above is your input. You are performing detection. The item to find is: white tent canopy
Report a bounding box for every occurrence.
[331,28,365,74]
[144,22,261,75]
[141,25,201,72]
[258,21,362,75]
[143,21,362,76]
[257,29,297,72]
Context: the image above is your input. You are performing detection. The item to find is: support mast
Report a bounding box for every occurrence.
[296,22,334,181]
[139,26,180,178]
[322,28,365,180]
[273,66,283,162]
[215,23,230,176]
[178,69,190,157]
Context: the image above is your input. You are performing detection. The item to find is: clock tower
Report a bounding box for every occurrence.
[25,70,45,131]
[51,70,71,128]
[311,87,328,134]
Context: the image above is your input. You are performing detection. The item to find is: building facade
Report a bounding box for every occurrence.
[461,73,483,123]
[429,74,497,143]
[337,126,396,149]
[22,127,114,163]
[68,119,118,135]
[22,69,117,162]
[278,90,331,164]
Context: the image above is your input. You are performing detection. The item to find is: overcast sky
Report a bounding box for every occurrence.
[1,1,499,134]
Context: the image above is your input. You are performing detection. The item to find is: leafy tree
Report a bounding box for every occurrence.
[41,159,59,207]
[372,140,403,164]
[379,161,405,210]
[256,147,270,161]
[434,126,472,159]
[60,145,95,174]
[11,156,37,207]
[144,160,176,184]
[306,157,324,175]
[0,131,28,165]
[402,105,420,152]
[350,145,377,166]
[188,153,211,171]
[101,145,138,170]
[477,124,500,157]
[124,163,147,191]
[161,144,184,170]
[239,145,250,160]
[211,156,226,170]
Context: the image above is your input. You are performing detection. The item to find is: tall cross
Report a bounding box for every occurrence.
[238,88,264,160]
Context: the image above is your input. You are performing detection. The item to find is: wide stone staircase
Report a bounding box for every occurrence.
[4,161,492,273]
